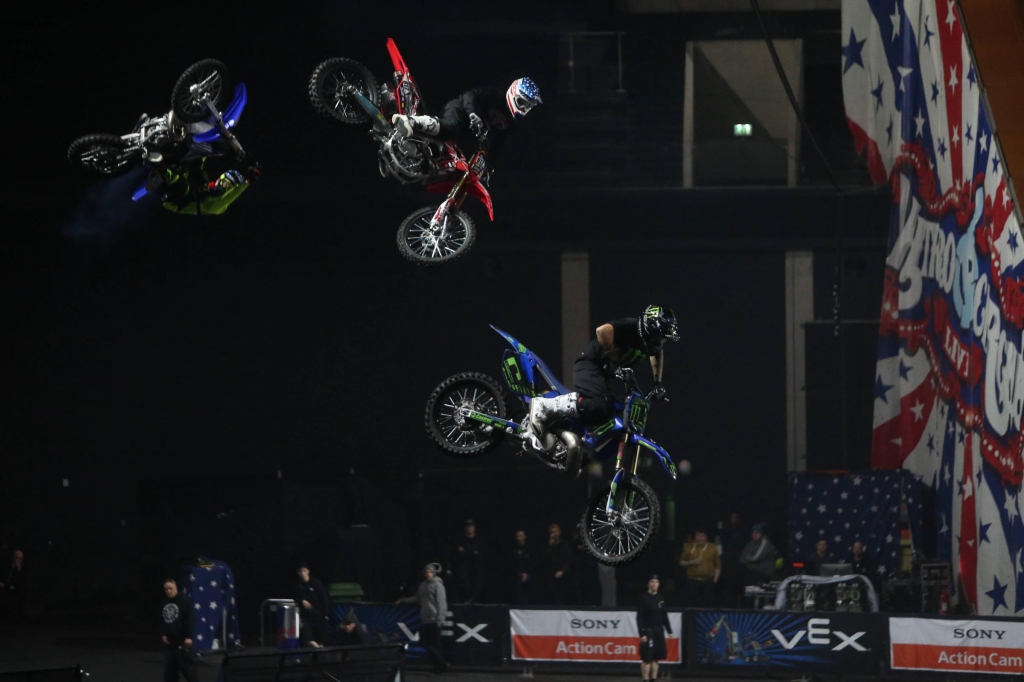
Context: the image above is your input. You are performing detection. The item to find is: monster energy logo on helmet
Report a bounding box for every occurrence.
[638,304,680,352]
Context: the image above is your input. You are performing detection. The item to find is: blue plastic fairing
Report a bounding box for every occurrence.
[192,83,247,144]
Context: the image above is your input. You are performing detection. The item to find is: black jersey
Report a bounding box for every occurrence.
[581,318,653,369]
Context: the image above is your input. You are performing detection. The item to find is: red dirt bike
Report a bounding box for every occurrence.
[309,39,492,265]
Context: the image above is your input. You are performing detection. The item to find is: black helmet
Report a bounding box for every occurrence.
[639,305,680,349]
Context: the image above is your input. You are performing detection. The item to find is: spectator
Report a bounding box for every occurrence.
[508,529,534,604]
[0,549,26,622]
[679,528,720,607]
[540,523,572,604]
[454,519,483,603]
[160,578,198,682]
[637,574,672,682]
[804,539,835,576]
[396,563,449,674]
[849,541,878,587]
[719,513,746,605]
[293,563,329,648]
[739,524,777,586]
[337,610,372,646]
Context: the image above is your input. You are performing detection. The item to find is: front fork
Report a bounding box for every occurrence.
[201,94,246,158]
[606,437,641,515]
[429,171,470,236]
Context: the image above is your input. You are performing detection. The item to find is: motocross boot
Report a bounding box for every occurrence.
[526,393,578,452]
[392,114,440,137]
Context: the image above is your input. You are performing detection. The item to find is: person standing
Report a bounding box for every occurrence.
[739,524,777,587]
[454,519,483,603]
[540,523,572,604]
[0,550,26,622]
[160,578,198,682]
[397,563,449,674]
[508,529,534,604]
[637,575,672,682]
[293,563,329,648]
[679,529,720,607]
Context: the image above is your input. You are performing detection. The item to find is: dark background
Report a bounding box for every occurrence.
[0,1,890,626]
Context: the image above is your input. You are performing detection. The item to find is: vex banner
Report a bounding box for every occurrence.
[688,610,883,674]
[890,617,1024,675]
[510,609,682,663]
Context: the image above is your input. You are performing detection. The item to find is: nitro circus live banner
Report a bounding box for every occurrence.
[890,617,1024,675]
[842,2,1024,614]
[687,611,884,674]
[510,609,683,663]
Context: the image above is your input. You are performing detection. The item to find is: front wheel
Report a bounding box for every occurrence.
[172,59,231,123]
[309,57,380,125]
[425,373,507,457]
[67,134,139,176]
[581,477,660,566]
[397,206,476,265]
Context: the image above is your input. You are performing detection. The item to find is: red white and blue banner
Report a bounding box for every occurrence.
[842,1,1023,614]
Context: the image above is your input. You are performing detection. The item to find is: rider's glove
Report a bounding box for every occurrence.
[469,112,485,137]
[652,381,667,401]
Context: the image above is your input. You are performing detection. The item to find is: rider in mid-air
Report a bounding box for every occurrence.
[527,305,680,453]
[391,77,542,159]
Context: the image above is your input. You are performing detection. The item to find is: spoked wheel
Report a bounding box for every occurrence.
[172,59,231,123]
[67,134,138,177]
[581,477,660,566]
[397,206,477,265]
[425,373,507,457]
[309,58,380,125]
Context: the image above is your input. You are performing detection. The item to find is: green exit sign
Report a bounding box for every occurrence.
[733,124,752,137]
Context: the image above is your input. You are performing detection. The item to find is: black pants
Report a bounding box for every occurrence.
[164,646,198,682]
[300,614,328,645]
[687,579,715,608]
[573,356,617,425]
[419,622,447,671]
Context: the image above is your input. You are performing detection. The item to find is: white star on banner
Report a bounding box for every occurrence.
[838,508,844,514]
[211,581,217,587]
[1003,187,1012,209]
[964,477,974,499]
[910,401,925,421]
[210,602,217,609]
[890,3,901,40]
[872,505,879,512]
[802,507,807,514]
[795,531,804,540]
[887,534,894,543]
[819,529,825,535]
[818,504,827,513]
[982,133,990,152]
[914,111,925,137]
[197,634,203,641]
[190,575,196,582]
[835,535,843,543]
[841,492,849,500]
[948,65,959,94]
[943,464,951,485]
[897,66,913,92]
[940,513,950,534]
[1016,549,1023,576]
[945,1,956,31]
[853,476,863,486]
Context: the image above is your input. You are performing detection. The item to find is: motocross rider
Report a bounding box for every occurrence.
[391,77,542,159]
[527,305,680,453]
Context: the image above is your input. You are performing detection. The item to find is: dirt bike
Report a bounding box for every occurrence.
[424,326,679,566]
[68,59,254,205]
[308,38,493,265]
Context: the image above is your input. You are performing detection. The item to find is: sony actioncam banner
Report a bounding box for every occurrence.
[509,609,682,663]
[687,610,884,674]
[890,617,1024,675]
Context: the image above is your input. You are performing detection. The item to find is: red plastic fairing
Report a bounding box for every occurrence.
[386,38,408,74]
[426,180,494,221]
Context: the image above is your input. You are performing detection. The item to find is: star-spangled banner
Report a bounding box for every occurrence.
[842,0,1024,614]
[787,472,922,579]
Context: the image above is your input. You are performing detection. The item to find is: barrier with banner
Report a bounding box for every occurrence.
[510,608,683,663]
[890,617,1024,676]
[330,602,505,666]
[687,610,884,674]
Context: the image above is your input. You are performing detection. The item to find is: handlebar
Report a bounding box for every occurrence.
[614,367,668,403]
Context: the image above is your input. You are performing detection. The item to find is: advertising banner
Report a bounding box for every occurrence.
[687,610,883,674]
[510,609,683,663]
[330,603,504,666]
[890,617,1024,675]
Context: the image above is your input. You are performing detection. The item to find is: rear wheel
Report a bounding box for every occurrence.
[397,206,476,265]
[309,57,379,125]
[172,59,231,123]
[581,477,660,566]
[67,134,138,176]
[425,373,507,457]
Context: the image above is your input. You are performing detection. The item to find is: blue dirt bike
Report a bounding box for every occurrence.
[425,326,679,565]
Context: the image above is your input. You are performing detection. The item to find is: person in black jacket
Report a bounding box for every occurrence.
[637,575,672,682]
[160,578,198,682]
[338,609,372,646]
[293,563,329,648]
[540,523,572,604]
[508,529,534,604]
[391,78,542,161]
